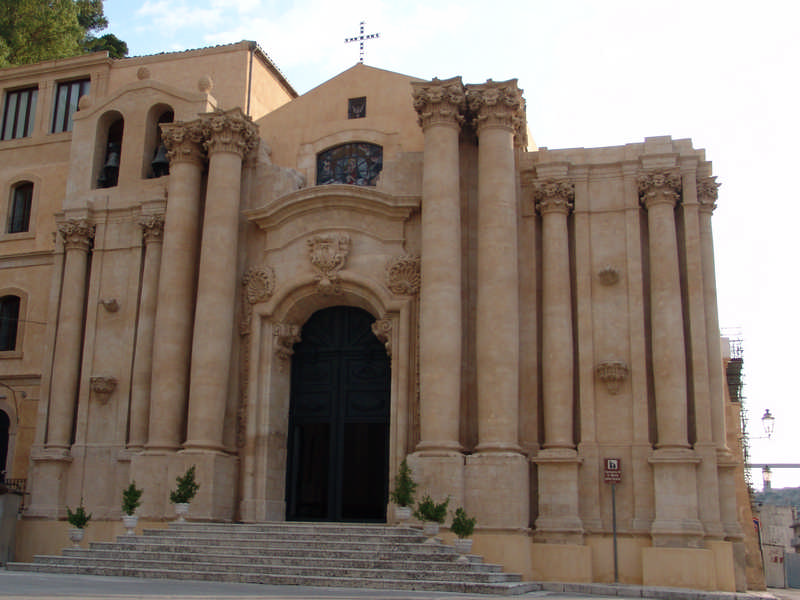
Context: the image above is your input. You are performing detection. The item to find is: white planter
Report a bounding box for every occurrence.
[174,502,190,522]
[394,505,412,522]
[68,527,84,548]
[122,514,139,535]
[422,521,440,544]
[454,537,473,562]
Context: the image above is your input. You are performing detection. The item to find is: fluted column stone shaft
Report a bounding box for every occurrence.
[128,215,164,450]
[639,171,689,450]
[534,180,575,449]
[146,121,205,451]
[185,108,258,452]
[468,79,524,452]
[411,77,465,452]
[46,219,94,450]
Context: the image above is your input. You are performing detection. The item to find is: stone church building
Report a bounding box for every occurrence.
[0,41,753,590]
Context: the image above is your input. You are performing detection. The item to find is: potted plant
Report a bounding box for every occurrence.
[389,459,417,522]
[450,506,477,561]
[414,494,449,543]
[121,481,143,535]
[66,504,91,548]
[169,465,199,522]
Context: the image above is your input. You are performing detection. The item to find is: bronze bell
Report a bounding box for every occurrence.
[98,142,121,188]
[151,143,169,178]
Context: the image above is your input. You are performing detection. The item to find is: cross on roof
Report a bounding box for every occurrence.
[345,21,380,63]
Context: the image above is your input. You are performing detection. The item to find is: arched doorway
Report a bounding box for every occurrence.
[285,306,390,521]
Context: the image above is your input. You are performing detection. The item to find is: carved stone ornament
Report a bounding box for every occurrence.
[139,214,164,244]
[531,179,575,215]
[411,77,466,129]
[371,318,392,357]
[90,376,117,403]
[697,176,720,213]
[466,79,526,144]
[58,219,95,251]
[596,361,629,395]
[385,255,421,295]
[161,121,205,165]
[598,266,620,286]
[273,323,301,370]
[308,233,351,295]
[637,171,682,209]
[239,266,276,335]
[201,108,259,159]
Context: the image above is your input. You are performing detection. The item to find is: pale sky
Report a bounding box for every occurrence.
[105,0,800,489]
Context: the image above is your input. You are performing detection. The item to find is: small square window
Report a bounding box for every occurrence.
[1,87,38,140]
[348,97,366,119]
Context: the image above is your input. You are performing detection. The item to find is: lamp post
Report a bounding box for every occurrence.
[762,465,772,491]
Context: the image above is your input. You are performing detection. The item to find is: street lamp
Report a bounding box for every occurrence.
[762,465,772,490]
[761,409,775,439]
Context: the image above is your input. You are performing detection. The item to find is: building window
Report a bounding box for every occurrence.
[0,295,20,352]
[348,97,366,119]
[317,142,382,186]
[51,79,90,133]
[1,87,38,140]
[8,182,33,233]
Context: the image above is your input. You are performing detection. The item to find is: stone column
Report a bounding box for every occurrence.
[406,78,466,503]
[463,79,528,531]
[184,108,258,452]
[144,121,205,452]
[46,219,94,451]
[639,170,703,546]
[530,179,584,542]
[127,215,164,451]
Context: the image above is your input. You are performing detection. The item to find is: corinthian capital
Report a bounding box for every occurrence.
[58,218,95,251]
[201,108,259,159]
[411,76,466,130]
[531,179,575,215]
[139,214,165,244]
[637,170,682,209]
[697,176,720,214]
[466,79,526,137]
[161,121,205,166]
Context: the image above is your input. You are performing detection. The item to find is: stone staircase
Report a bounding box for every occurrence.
[7,522,540,595]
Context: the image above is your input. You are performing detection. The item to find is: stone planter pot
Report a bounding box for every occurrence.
[454,537,473,562]
[394,505,412,522]
[122,514,139,535]
[68,527,84,548]
[174,502,190,522]
[422,521,440,544]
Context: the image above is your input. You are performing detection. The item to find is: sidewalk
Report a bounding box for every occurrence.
[0,569,789,600]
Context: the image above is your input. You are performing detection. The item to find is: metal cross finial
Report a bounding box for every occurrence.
[345,21,380,63]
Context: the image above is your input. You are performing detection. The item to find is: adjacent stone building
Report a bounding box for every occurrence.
[0,41,750,590]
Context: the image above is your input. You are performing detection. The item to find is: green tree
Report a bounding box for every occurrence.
[0,0,126,68]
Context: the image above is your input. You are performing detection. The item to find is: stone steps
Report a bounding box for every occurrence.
[6,522,539,595]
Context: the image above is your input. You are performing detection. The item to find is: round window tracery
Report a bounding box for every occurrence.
[316,142,382,187]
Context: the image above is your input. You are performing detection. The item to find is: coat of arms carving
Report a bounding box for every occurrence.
[307,233,351,294]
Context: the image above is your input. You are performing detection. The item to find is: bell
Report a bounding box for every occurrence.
[151,143,169,177]
[99,142,120,188]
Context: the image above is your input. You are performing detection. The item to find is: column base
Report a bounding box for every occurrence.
[407,450,464,509]
[24,449,73,519]
[175,449,238,521]
[533,448,584,543]
[465,452,528,530]
[649,448,703,548]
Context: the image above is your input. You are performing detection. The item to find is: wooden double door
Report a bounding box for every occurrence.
[285,306,391,521]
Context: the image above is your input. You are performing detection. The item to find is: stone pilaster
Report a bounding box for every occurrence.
[528,178,584,542]
[464,79,528,531]
[145,121,205,452]
[46,219,95,451]
[127,215,164,451]
[406,77,467,506]
[184,108,258,455]
[639,170,703,547]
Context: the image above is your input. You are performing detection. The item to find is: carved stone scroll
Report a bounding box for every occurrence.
[90,376,117,403]
[274,323,301,369]
[411,76,466,130]
[596,361,629,395]
[58,219,95,251]
[697,176,720,214]
[371,318,392,357]
[239,266,276,335]
[638,171,682,209]
[139,214,165,244]
[466,79,527,145]
[385,255,421,296]
[307,233,350,295]
[531,179,575,215]
[161,120,205,166]
[201,108,259,159]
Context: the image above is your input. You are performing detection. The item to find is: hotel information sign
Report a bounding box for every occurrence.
[604,458,622,484]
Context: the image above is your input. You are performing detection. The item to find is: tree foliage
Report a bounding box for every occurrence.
[0,0,127,68]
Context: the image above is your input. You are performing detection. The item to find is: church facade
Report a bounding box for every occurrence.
[0,42,751,590]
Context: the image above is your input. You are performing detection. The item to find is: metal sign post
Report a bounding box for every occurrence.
[604,458,621,583]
